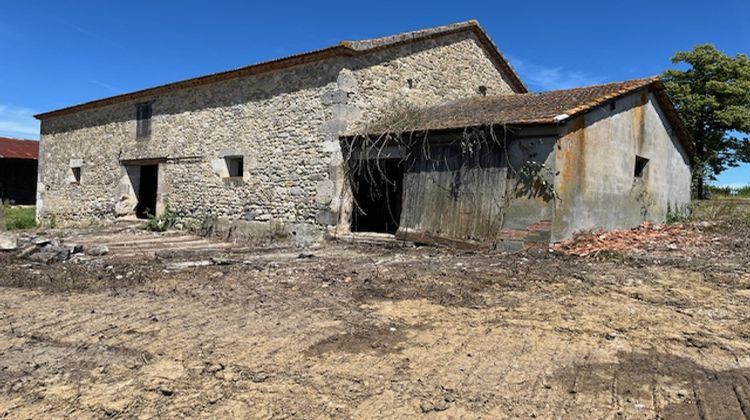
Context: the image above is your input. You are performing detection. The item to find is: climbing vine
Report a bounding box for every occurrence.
[341,100,559,234]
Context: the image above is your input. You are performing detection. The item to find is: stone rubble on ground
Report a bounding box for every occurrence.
[87,244,110,256]
[554,221,709,257]
[9,233,92,263]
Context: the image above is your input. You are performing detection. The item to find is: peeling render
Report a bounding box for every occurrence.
[552,90,691,242]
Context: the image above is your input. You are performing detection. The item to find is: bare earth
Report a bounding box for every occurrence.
[1,222,749,419]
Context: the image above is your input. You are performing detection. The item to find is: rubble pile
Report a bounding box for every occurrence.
[554,221,710,257]
[11,233,108,263]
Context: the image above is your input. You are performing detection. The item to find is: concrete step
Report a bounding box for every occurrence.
[101,238,213,249]
[73,235,199,246]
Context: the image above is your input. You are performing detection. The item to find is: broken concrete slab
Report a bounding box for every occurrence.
[17,245,38,259]
[165,260,212,271]
[28,245,71,263]
[33,237,51,247]
[28,250,57,263]
[86,244,109,256]
[0,232,18,251]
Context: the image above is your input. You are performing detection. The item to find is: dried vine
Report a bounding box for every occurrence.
[340,100,558,236]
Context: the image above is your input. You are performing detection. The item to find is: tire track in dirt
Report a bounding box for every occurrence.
[1,227,749,417]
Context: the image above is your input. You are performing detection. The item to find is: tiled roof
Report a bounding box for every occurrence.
[0,137,39,160]
[399,78,660,130]
[36,20,526,119]
[351,77,694,156]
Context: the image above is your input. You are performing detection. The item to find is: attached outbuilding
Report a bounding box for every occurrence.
[343,78,693,249]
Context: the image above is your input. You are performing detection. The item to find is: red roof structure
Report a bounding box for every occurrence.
[0,137,39,160]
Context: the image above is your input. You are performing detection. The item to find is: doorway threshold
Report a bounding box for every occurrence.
[330,231,413,246]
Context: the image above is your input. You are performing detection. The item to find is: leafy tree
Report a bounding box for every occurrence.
[662,44,750,198]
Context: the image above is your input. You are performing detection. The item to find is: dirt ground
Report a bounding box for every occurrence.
[1,218,750,419]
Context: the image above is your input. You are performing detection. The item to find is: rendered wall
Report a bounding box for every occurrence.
[552,89,692,241]
[495,132,557,250]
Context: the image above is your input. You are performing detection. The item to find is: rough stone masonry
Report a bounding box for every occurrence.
[34,22,523,244]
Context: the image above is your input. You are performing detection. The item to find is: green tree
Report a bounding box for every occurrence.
[662,44,750,198]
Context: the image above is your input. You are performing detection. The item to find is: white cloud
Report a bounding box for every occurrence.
[89,79,121,94]
[508,56,602,91]
[714,182,749,189]
[62,21,122,49]
[0,104,39,139]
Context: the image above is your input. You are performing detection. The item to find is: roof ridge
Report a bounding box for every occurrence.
[36,20,526,119]
[558,77,659,118]
[435,77,661,105]
[342,20,479,50]
[422,76,660,109]
[533,76,659,96]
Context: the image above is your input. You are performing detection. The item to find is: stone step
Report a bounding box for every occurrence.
[97,238,211,248]
[107,241,229,252]
[72,234,199,246]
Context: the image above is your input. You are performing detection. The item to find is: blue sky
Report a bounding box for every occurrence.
[1,0,748,186]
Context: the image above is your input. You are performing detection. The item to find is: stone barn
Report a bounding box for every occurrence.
[33,21,692,248]
[0,137,39,205]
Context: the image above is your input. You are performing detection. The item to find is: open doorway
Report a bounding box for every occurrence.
[134,165,158,219]
[351,159,404,234]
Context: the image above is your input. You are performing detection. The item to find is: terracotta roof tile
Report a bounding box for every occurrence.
[351,77,694,156]
[403,78,659,130]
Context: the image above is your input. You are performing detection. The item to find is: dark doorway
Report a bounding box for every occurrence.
[351,159,404,234]
[136,165,158,219]
[0,158,37,205]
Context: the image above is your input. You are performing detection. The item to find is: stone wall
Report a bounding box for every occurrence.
[37,31,513,240]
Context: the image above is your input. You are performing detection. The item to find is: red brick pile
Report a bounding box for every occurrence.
[554,221,709,257]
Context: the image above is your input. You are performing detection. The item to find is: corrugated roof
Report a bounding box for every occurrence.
[35,20,526,120]
[0,137,39,160]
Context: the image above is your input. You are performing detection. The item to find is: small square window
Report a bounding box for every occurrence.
[71,167,81,183]
[226,156,243,178]
[634,155,649,178]
[609,102,616,111]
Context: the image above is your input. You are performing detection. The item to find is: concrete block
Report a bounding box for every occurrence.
[494,239,524,252]
[0,232,17,251]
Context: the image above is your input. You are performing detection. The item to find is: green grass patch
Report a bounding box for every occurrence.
[691,199,750,226]
[706,185,750,199]
[3,205,37,230]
